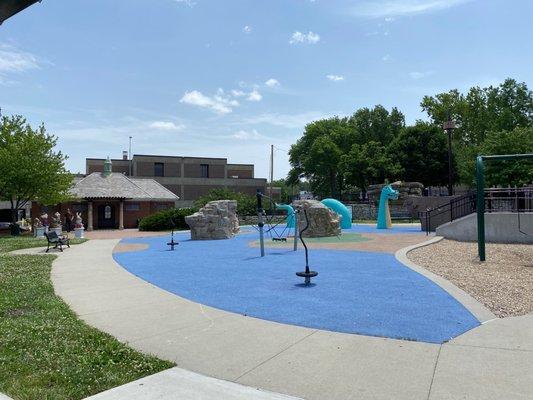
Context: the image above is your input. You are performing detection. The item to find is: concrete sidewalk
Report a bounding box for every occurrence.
[86,367,303,400]
[32,239,533,400]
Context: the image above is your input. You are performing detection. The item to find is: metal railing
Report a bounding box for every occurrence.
[419,187,533,234]
[419,192,477,234]
[484,187,533,213]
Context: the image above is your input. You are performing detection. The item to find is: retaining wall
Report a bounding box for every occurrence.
[436,212,533,244]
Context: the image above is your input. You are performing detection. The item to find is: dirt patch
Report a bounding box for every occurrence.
[113,243,150,254]
[408,239,533,317]
[250,233,428,254]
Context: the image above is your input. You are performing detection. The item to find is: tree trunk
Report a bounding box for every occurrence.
[11,207,18,224]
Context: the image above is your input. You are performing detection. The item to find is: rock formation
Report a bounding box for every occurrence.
[185,200,239,240]
[293,200,341,237]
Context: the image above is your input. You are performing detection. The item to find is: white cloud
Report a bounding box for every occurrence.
[243,111,336,129]
[149,121,184,131]
[0,44,40,81]
[327,74,345,82]
[180,90,234,114]
[382,54,392,62]
[409,71,434,80]
[265,78,280,88]
[290,31,320,44]
[351,0,472,18]
[173,0,196,7]
[243,25,252,34]
[231,89,246,97]
[231,129,264,140]
[181,87,262,114]
[247,90,262,102]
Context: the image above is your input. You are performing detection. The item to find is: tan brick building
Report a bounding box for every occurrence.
[86,154,268,207]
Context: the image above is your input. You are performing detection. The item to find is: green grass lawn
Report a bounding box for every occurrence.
[0,236,174,400]
[0,235,86,253]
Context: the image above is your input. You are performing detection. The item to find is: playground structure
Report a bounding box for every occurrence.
[476,153,533,261]
[321,198,352,229]
[256,191,298,257]
[167,217,179,251]
[377,184,400,229]
[294,208,318,285]
[275,203,295,229]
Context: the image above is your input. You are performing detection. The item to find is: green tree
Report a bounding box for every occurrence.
[470,127,533,187]
[0,115,72,223]
[340,141,401,195]
[269,178,293,202]
[389,122,451,186]
[287,106,404,199]
[288,119,345,198]
[347,105,405,146]
[421,78,532,146]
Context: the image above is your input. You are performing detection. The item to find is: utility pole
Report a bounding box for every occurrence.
[128,136,133,176]
[269,144,274,198]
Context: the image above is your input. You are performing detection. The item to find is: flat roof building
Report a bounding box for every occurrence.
[86,153,268,207]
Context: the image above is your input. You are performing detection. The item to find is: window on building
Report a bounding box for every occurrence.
[200,164,209,178]
[155,203,171,211]
[154,162,165,177]
[125,203,140,211]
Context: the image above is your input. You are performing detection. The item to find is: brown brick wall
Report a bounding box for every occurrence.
[183,163,225,178]
[88,164,104,174]
[227,169,253,179]
[123,201,151,228]
[183,185,224,200]
[136,162,155,177]
[183,164,200,178]
[86,159,130,175]
[210,164,225,178]
[162,184,182,197]
[33,200,176,230]
[165,162,181,177]
[113,165,130,175]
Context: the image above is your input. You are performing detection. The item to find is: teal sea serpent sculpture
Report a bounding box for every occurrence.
[376,183,400,229]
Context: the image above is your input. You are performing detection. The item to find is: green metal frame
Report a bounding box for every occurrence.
[476,153,533,261]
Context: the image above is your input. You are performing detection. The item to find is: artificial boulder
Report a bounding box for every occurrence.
[293,200,341,237]
[185,200,239,240]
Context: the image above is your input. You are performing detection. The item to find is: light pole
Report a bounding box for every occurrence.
[443,116,455,196]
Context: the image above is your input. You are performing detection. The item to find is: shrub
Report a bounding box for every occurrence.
[138,207,196,231]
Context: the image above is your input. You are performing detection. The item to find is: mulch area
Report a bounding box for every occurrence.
[408,239,533,317]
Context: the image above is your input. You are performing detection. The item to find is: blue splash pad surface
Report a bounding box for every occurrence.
[114,228,479,344]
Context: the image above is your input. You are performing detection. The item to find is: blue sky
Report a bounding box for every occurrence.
[0,0,532,179]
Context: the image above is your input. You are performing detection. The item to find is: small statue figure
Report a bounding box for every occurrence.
[51,212,62,228]
[75,212,84,229]
[40,213,49,227]
[33,217,43,228]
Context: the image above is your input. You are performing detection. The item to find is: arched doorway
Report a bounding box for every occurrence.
[97,204,116,229]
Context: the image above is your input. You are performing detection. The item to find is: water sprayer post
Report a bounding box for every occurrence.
[295,208,318,285]
[257,190,265,257]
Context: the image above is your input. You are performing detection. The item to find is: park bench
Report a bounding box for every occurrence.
[390,210,414,222]
[44,231,70,253]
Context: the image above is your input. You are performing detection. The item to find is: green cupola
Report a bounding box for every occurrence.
[103,156,112,177]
